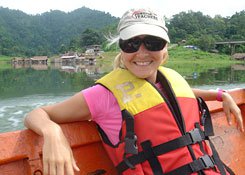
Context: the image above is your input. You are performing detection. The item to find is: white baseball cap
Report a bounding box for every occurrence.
[118,8,170,42]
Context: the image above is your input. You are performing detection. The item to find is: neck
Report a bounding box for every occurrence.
[145,71,157,84]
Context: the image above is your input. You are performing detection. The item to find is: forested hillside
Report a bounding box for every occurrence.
[168,11,245,52]
[0,7,118,56]
[0,7,244,57]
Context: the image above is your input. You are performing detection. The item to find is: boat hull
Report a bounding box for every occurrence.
[0,89,244,175]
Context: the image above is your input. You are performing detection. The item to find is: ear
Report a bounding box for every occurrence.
[161,51,169,65]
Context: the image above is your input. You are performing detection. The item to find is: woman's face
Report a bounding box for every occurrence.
[121,35,168,83]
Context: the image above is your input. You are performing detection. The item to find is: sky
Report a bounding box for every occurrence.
[0,0,244,18]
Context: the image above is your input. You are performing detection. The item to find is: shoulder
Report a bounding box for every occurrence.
[82,84,111,98]
[159,66,181,76]
[82,84,119,106]
[159,66,185,81]
[96,68,137,86]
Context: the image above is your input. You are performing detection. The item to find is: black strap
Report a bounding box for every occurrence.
[121,110,138,170]
[208,139,227,175]
[165,154,215,175]
[141,141,164,175]
[195,123,206,154]
[122,109,138,155]
[197,97,214,136]
[116,128,206,173]
[223,162,235,175]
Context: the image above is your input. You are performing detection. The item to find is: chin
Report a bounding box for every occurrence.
[135,73,151,80]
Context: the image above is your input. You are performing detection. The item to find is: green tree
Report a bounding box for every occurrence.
[80,28,103,47]
[59,44,67,54]
[193,35,215,51]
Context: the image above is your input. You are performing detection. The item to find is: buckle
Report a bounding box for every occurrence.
[188,128,203,144]
[200,155,215,169]
[125,135,138,155]
[123,153,136,170]
[123,135,138,170]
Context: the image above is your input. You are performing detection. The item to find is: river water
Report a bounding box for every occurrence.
[0,61,244,133]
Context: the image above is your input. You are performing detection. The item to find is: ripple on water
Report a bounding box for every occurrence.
[8,116,21,127]
[0,93,73,133]
[13,110,24,115]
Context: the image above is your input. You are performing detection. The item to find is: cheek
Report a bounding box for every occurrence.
[153,52,164,63]
[121,52,135,64]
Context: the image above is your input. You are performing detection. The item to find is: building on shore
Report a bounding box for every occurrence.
[232,53,245,60]
[30,56,48,64]
[12,56,48,65]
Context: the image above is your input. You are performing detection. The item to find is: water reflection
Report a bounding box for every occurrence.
[51,61,102,79]
[13,63,49,70]
[169,63,245,87]
[198,64,244,85]
[12,59,101,76]
[0,61,102,99]
[4,61,245,95]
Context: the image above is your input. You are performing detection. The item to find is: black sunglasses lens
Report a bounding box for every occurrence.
[144,36,167,51]
[119,36,167,53]
[119,38,141,53]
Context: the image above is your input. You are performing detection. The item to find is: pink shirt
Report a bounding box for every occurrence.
[82,85,122,145]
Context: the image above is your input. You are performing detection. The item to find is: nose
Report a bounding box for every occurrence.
[136,43,149,59]
[137,42,148,53]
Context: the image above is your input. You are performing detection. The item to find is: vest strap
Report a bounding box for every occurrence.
[141,140,164,175]
[208,139,227,175]
[122,110,138,155]
[197,97,214,136]
[165,154,215,175]
[116,128,206,173]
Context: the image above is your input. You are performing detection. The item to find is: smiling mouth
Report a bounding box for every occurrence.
[134,61,152,66]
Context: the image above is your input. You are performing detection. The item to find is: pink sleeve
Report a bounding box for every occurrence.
[82,85,122,145]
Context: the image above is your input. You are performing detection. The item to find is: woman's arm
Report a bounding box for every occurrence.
[24,92,91,175]
[192,88,244,132]
[192,88,221,101]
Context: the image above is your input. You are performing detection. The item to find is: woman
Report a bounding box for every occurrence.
[24,8,243,175]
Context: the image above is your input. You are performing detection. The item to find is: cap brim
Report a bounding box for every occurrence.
[119,23,170,43]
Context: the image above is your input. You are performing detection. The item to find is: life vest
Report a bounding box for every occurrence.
[96,67,233,175]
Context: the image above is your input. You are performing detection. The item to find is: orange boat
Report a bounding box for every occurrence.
[0,88,244,175]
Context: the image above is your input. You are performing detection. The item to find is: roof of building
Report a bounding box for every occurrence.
[30,56,48,61]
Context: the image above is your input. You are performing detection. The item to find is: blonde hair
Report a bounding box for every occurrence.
[113,53,125,69]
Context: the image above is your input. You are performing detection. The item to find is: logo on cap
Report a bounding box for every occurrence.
[132,10,158,20]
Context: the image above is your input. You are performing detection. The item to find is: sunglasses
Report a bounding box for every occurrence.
[119,36,167,53]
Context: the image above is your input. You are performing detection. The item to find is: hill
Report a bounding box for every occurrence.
[0,7,244,57]
[0,6,118,56]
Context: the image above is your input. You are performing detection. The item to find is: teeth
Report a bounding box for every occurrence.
[135,61,151,66]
